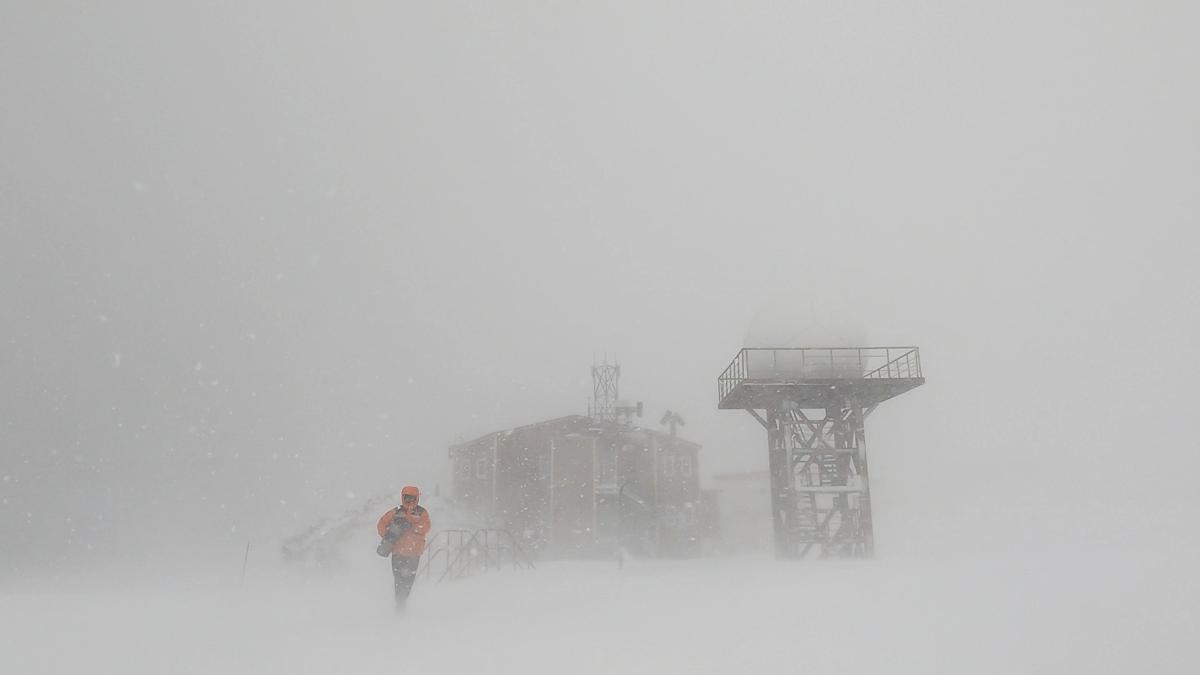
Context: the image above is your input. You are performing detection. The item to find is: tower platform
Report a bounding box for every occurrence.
[718,347,924,410]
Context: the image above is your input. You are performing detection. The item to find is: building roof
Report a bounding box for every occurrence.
[452,415,591,449]
[614,425,702,450]
[450,414,701,451]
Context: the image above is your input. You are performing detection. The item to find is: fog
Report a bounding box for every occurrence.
[2,2,1198,672]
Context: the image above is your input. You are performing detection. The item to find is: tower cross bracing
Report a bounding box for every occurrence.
[718,347,924,559]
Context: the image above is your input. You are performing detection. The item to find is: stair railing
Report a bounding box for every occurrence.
[420,528,536,582]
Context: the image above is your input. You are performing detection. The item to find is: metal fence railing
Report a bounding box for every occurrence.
[718,347,922,402]
[419,528,536,582]
[862,348,921,380]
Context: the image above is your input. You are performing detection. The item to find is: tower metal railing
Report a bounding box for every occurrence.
[862,348,921,380]
[718,347,922,401]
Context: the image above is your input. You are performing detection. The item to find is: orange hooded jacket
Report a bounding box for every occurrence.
[377,485,432,558]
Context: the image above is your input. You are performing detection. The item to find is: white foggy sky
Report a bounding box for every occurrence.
[1,2,1198,572]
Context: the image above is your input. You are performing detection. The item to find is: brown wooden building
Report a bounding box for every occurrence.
[449,415,702,558]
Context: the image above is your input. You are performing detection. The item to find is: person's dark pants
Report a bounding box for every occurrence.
[391,554,420,609]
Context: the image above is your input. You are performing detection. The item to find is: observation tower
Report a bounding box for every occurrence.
[717,347,924,559]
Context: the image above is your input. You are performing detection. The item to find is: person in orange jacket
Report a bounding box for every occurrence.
[376,485,432,611]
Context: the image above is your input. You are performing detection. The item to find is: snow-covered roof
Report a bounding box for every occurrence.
[449,414,701,451]
[451,415,591,449]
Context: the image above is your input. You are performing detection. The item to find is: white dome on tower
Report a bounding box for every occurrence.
[745,293,869,348]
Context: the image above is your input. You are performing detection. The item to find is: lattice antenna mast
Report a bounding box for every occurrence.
[589,362,620,423]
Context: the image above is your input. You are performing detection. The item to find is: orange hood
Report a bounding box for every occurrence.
[400,485,420,503]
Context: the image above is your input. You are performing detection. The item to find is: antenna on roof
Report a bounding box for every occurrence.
[589,360,620,423]
[660,410,685,437]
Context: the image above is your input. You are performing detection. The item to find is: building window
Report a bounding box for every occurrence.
[538,455,551,480]
[458,458,472,479]
[476,458,490,479]
[680,455,692,478]
[663,455,676,477]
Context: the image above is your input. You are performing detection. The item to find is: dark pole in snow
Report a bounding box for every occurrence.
[240,540,251,585]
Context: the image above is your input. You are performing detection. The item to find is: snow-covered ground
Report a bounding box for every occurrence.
[4,533,1196,674]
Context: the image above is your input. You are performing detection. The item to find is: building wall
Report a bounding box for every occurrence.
[614,439,656,555]
[650,435,702,556]
[495,428,545,542]
[550,433,594,556]
[449,435,495,524]
[450,417,703,559]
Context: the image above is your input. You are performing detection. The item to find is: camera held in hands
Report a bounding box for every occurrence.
[375,510,413,557]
